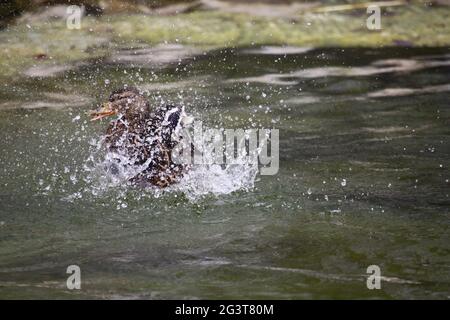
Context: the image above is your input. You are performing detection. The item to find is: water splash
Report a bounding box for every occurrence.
[171,162,259,201]
[77,127,259,203]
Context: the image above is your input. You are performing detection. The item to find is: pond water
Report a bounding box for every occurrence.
[0,46,449,299]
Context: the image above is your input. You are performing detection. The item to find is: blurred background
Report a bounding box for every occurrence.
[0,0,449,79]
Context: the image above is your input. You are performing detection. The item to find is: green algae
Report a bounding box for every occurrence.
[0,22,112,79]
[97,7,450,47]
[0,4,449,79]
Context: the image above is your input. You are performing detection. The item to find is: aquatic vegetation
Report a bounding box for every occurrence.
[0,4,449,79]
[85,7,450,47]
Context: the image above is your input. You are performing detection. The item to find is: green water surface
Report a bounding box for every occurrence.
[0,47,449,299]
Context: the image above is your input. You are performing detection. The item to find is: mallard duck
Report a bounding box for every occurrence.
[90,87,193,188]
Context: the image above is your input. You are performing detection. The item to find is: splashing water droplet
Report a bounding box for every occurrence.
[75,123,260,202]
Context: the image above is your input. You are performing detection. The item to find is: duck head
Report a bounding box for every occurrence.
[91,87,150,122]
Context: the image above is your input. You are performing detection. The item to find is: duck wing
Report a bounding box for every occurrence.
[129,106,186,187]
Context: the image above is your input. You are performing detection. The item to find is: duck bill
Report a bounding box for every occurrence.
[90,102,117,121]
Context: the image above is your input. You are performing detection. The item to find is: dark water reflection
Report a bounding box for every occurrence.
[0,47,449,299]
